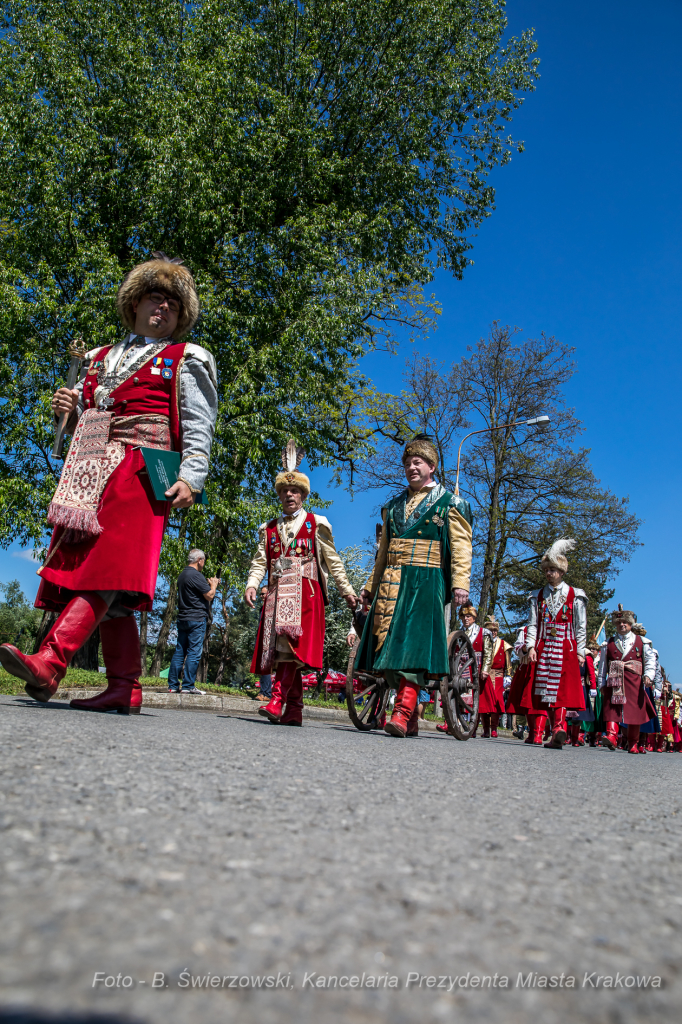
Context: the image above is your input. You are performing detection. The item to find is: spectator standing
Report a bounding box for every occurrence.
[168,549,219,693]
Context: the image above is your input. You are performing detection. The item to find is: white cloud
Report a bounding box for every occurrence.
[12,549,41,564]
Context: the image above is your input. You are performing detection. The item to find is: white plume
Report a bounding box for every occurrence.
[281,438,305,472]
[544,537,576,562]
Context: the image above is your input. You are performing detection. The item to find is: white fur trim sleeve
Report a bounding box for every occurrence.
[178,356,218,492]
[525,593,539,649]
[573,593,587,655]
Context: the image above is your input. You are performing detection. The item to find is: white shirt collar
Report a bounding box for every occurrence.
[126,332,159,346]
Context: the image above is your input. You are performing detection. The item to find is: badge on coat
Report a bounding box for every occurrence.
[161,368,173,379]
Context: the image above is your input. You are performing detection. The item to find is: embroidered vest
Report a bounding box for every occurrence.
[265,512,317,569]
[606,635,643,670]
[491,638,506,672]
[82,341,186,451]
[537,586,575,643]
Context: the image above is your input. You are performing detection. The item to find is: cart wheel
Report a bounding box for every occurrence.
[345,642,389,731]
[439,629,480,740]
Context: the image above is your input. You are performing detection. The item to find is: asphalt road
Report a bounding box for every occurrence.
[1,694,681,1024]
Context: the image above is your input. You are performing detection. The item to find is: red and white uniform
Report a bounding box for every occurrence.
[479,637,510,714]
[515,583,586,712]
[599,633,656,726]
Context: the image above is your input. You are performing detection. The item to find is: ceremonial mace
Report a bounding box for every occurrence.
[52,337,88,459]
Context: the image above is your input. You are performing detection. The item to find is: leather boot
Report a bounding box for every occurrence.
[436,722,449,733]
[70,617,142,715]
[525,713,547,744]
[593,731,602,747]
[627,723,641,753]
[406,704,419,736]
[601,722,619,750]
[384,680,419,737]
[258,665,285,722]
[481,712,491,738]
[569,723,582,746]
[280,666,304,726]
[0,593,109,703]
[490,713,499,738]
[544,707,567,748]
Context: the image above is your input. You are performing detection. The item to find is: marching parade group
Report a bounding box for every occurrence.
[0,252,676,757]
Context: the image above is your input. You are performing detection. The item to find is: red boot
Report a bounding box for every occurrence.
[384,680,419,737]
[258,665,285,722]
[490,713,499,738]
[544,707,568,748]
[406,704,419,736]
[280,666,304,726]
[525,713,547,745]
[481,712,491,738]
[627,723,641,753]
[601,722,619,750]
[70,617,142,715]
[436,722,449,733]
[569,723,582,747]
[0,594,108,703]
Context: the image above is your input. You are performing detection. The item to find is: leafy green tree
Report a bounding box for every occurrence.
[0,579,43,651]
[350,324,641,620]
[0,0,538,553]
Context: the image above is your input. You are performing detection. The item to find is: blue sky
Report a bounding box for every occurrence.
[2,1,681,672]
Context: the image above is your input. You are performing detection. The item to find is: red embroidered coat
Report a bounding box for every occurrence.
[601,635,653,727]
[507,587,585,712]
[36,341,186,612]
[251,513,326,672]
[479,638,507,714]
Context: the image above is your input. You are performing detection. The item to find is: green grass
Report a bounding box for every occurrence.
[0,667,348,708]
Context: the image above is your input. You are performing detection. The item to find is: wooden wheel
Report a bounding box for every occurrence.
[345,642,389,731]
[439,629,480,740]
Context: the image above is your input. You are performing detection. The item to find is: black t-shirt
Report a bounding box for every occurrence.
[177,567,210,625]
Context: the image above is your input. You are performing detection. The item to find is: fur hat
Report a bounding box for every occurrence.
[459,602,478,620]
[541,538,575,573]
[632,622,647,636]
[587,635,601,651]
[483,615,499,631]
[275,439,310,498]
[402,433,438,470]
[611,603,636,627]
[116,251,200,339]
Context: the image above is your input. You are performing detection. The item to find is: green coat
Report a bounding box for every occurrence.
[355,484,472,679]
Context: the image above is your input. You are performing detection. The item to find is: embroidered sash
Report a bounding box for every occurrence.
[47,412,171,541]
[259,555,318,673]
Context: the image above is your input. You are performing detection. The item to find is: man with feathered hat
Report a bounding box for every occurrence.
[0,253,217,714]
[598,607,657,752]
[244,441,358,726]
[507,538,587,748]
[353,434,473,738]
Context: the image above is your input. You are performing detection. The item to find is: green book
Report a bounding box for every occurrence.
[140,448,208,505]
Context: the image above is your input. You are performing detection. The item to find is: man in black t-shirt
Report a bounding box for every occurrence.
[168,549,219,693]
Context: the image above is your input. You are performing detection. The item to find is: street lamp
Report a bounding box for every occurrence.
[454,415,551,496]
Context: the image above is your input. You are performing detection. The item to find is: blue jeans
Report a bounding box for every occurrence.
[168,619,207,691]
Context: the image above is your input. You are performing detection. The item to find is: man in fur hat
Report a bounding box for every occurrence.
[244,441,358,726]
[598,607,656,753]
[480,614,511,737]
[0,253,217,714]
[507,539,587,748]
[354,435,473,738]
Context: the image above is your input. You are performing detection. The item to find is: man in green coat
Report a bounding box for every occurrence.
[355,436,473,737]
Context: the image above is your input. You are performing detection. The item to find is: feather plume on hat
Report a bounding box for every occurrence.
[275,439,310,497]
[541,538,576,573]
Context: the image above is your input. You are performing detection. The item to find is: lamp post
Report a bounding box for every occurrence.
[454,415,550,496]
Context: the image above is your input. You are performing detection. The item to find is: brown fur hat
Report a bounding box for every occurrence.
[483,615,499,631]
[402,433,438,470]
[611,604,636,627]
[459,602,478,620]
[116,252,199,339]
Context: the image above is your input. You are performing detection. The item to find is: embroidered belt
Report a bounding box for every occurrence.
[47,411,171,542]
[373,539,442,651]
[385,537,442,568]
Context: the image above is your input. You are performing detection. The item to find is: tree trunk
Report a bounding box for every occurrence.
[33,609,57,653]
[213,591,230,687]
[71,628,101,670]
[139,610,148,676]
[150,582,177,677]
